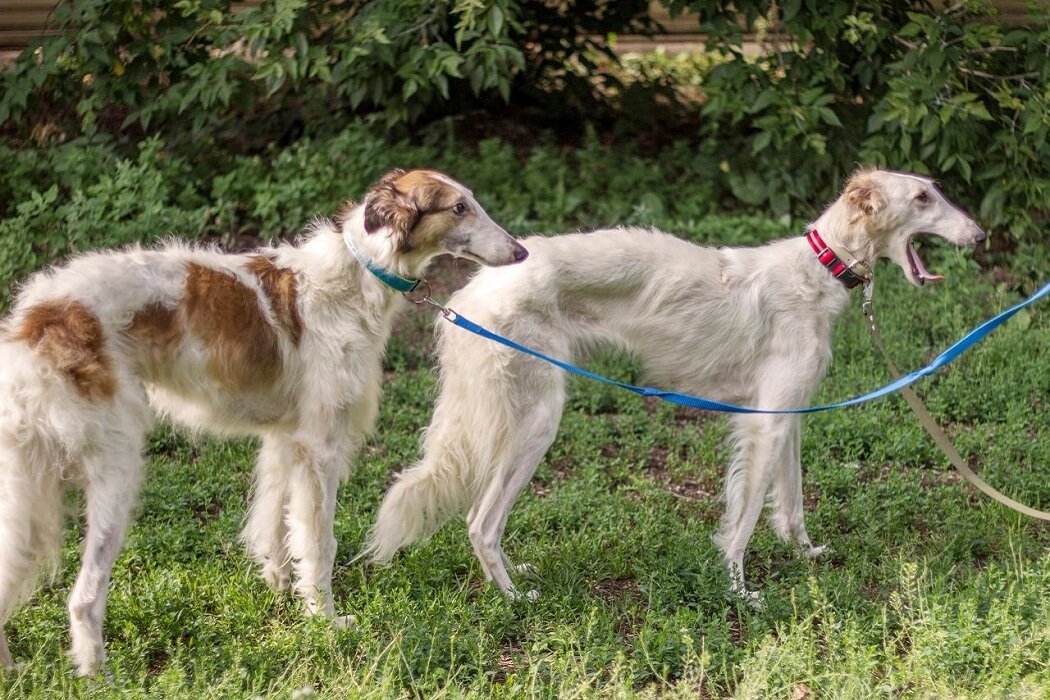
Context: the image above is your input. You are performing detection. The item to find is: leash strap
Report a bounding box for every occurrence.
[442,279,1050,416]
[863,290,1050,520]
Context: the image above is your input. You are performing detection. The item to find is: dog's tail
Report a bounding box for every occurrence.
[362,318,518,564]
[362,408,509,564]
[360,460,464,565]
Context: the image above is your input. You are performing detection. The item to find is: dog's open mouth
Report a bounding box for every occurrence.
[907,237,944,285]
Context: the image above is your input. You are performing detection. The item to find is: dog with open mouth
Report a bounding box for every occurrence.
[363,168,985,601]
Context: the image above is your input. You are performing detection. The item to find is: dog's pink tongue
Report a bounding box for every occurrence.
[908,243,944,283]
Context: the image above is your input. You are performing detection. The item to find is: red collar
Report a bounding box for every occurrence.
[806,229,870,289]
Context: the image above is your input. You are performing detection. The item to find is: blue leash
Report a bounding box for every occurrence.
[436,280,1050,415]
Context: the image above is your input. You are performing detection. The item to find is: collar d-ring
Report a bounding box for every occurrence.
[403,279,434,305]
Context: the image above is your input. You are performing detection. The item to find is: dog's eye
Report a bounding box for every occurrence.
[915,191,929,204]
[452,202,468,216]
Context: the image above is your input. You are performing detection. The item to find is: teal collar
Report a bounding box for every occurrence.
[343,229,421,293]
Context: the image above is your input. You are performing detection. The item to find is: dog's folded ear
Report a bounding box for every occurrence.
[363,169,419,237]
[844,172,885,219]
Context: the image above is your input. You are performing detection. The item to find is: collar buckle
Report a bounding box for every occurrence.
[806,229,870,290]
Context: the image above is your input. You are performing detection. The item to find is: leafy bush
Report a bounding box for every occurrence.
[0,138,209,307]
[3,1,1046,239]
[664,0,1050,236]
[0,0,527,136]
[0,0,654,139]
[0,122,792,309]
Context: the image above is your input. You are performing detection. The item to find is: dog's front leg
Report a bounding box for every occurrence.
[767,415,826,559]
[242,436,294,593]
[284,433,352,626]
[714,414,794,600]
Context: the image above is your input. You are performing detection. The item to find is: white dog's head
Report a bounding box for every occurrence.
[360,169,528,268]
[836,169,986,286]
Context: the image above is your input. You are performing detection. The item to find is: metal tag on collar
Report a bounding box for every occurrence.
[862,277,876,329]
[847,257,873,285]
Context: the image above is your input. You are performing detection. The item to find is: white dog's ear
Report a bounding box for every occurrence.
[844,173,885,219]
[363,169,419,238]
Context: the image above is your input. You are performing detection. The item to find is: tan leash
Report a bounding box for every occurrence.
[862,285,1050,521]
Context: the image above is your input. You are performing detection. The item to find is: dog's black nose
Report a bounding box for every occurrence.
[513,245,529,262]
[974,229,987,244]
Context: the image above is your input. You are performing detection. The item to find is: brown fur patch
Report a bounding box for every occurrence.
[181,263,281,389]
[246,255,303,345]
[362,169,464,250]
[14,299,117,400]
[363,168,414,236]
[124,302,182,375]
[844,172,885,218]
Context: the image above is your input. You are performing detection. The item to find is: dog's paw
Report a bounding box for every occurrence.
[513,562,539,578]
[507,587,540,603]
[734,587,764,611]
[69,645,104,679]
[803,544,829,560]
[333,614,357,629]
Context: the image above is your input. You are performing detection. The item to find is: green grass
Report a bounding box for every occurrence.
[3,224,1050,699]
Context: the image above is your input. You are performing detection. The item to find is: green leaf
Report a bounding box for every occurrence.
[488,6,504,36]
[751,130,772,155]
[818,107,842,127]
[749,88,778,114]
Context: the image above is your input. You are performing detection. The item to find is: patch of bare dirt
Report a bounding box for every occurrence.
[645,445,718,505]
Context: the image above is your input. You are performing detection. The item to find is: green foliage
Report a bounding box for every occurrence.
[3,1,1048,236]
[0,0,657,139]
[0,123,791,309]
[0,137,208,307]
[0,0,523,135]
[658,0,1050,237]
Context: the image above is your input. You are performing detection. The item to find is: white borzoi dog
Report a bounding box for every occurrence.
[0,168,528,675]
[364,168,985,600]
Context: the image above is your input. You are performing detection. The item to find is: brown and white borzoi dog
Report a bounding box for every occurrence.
[364,169,985,600]
[0,169,527,675]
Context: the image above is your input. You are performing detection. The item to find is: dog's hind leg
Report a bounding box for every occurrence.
[767,416,825,559]
[0,446,64,672]
[467,392,564,600]
[242,436,293,593]
[68,445,145,676]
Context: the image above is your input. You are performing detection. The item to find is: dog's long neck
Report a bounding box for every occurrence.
[292,217,411,319]
[808,197,877,274]
[790,196,875,308]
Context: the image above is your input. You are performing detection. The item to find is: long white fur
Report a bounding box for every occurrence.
[0,169,527,676]
[363,169,985,600]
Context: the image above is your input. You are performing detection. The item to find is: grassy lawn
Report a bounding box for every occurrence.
[2,222,1049,698]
